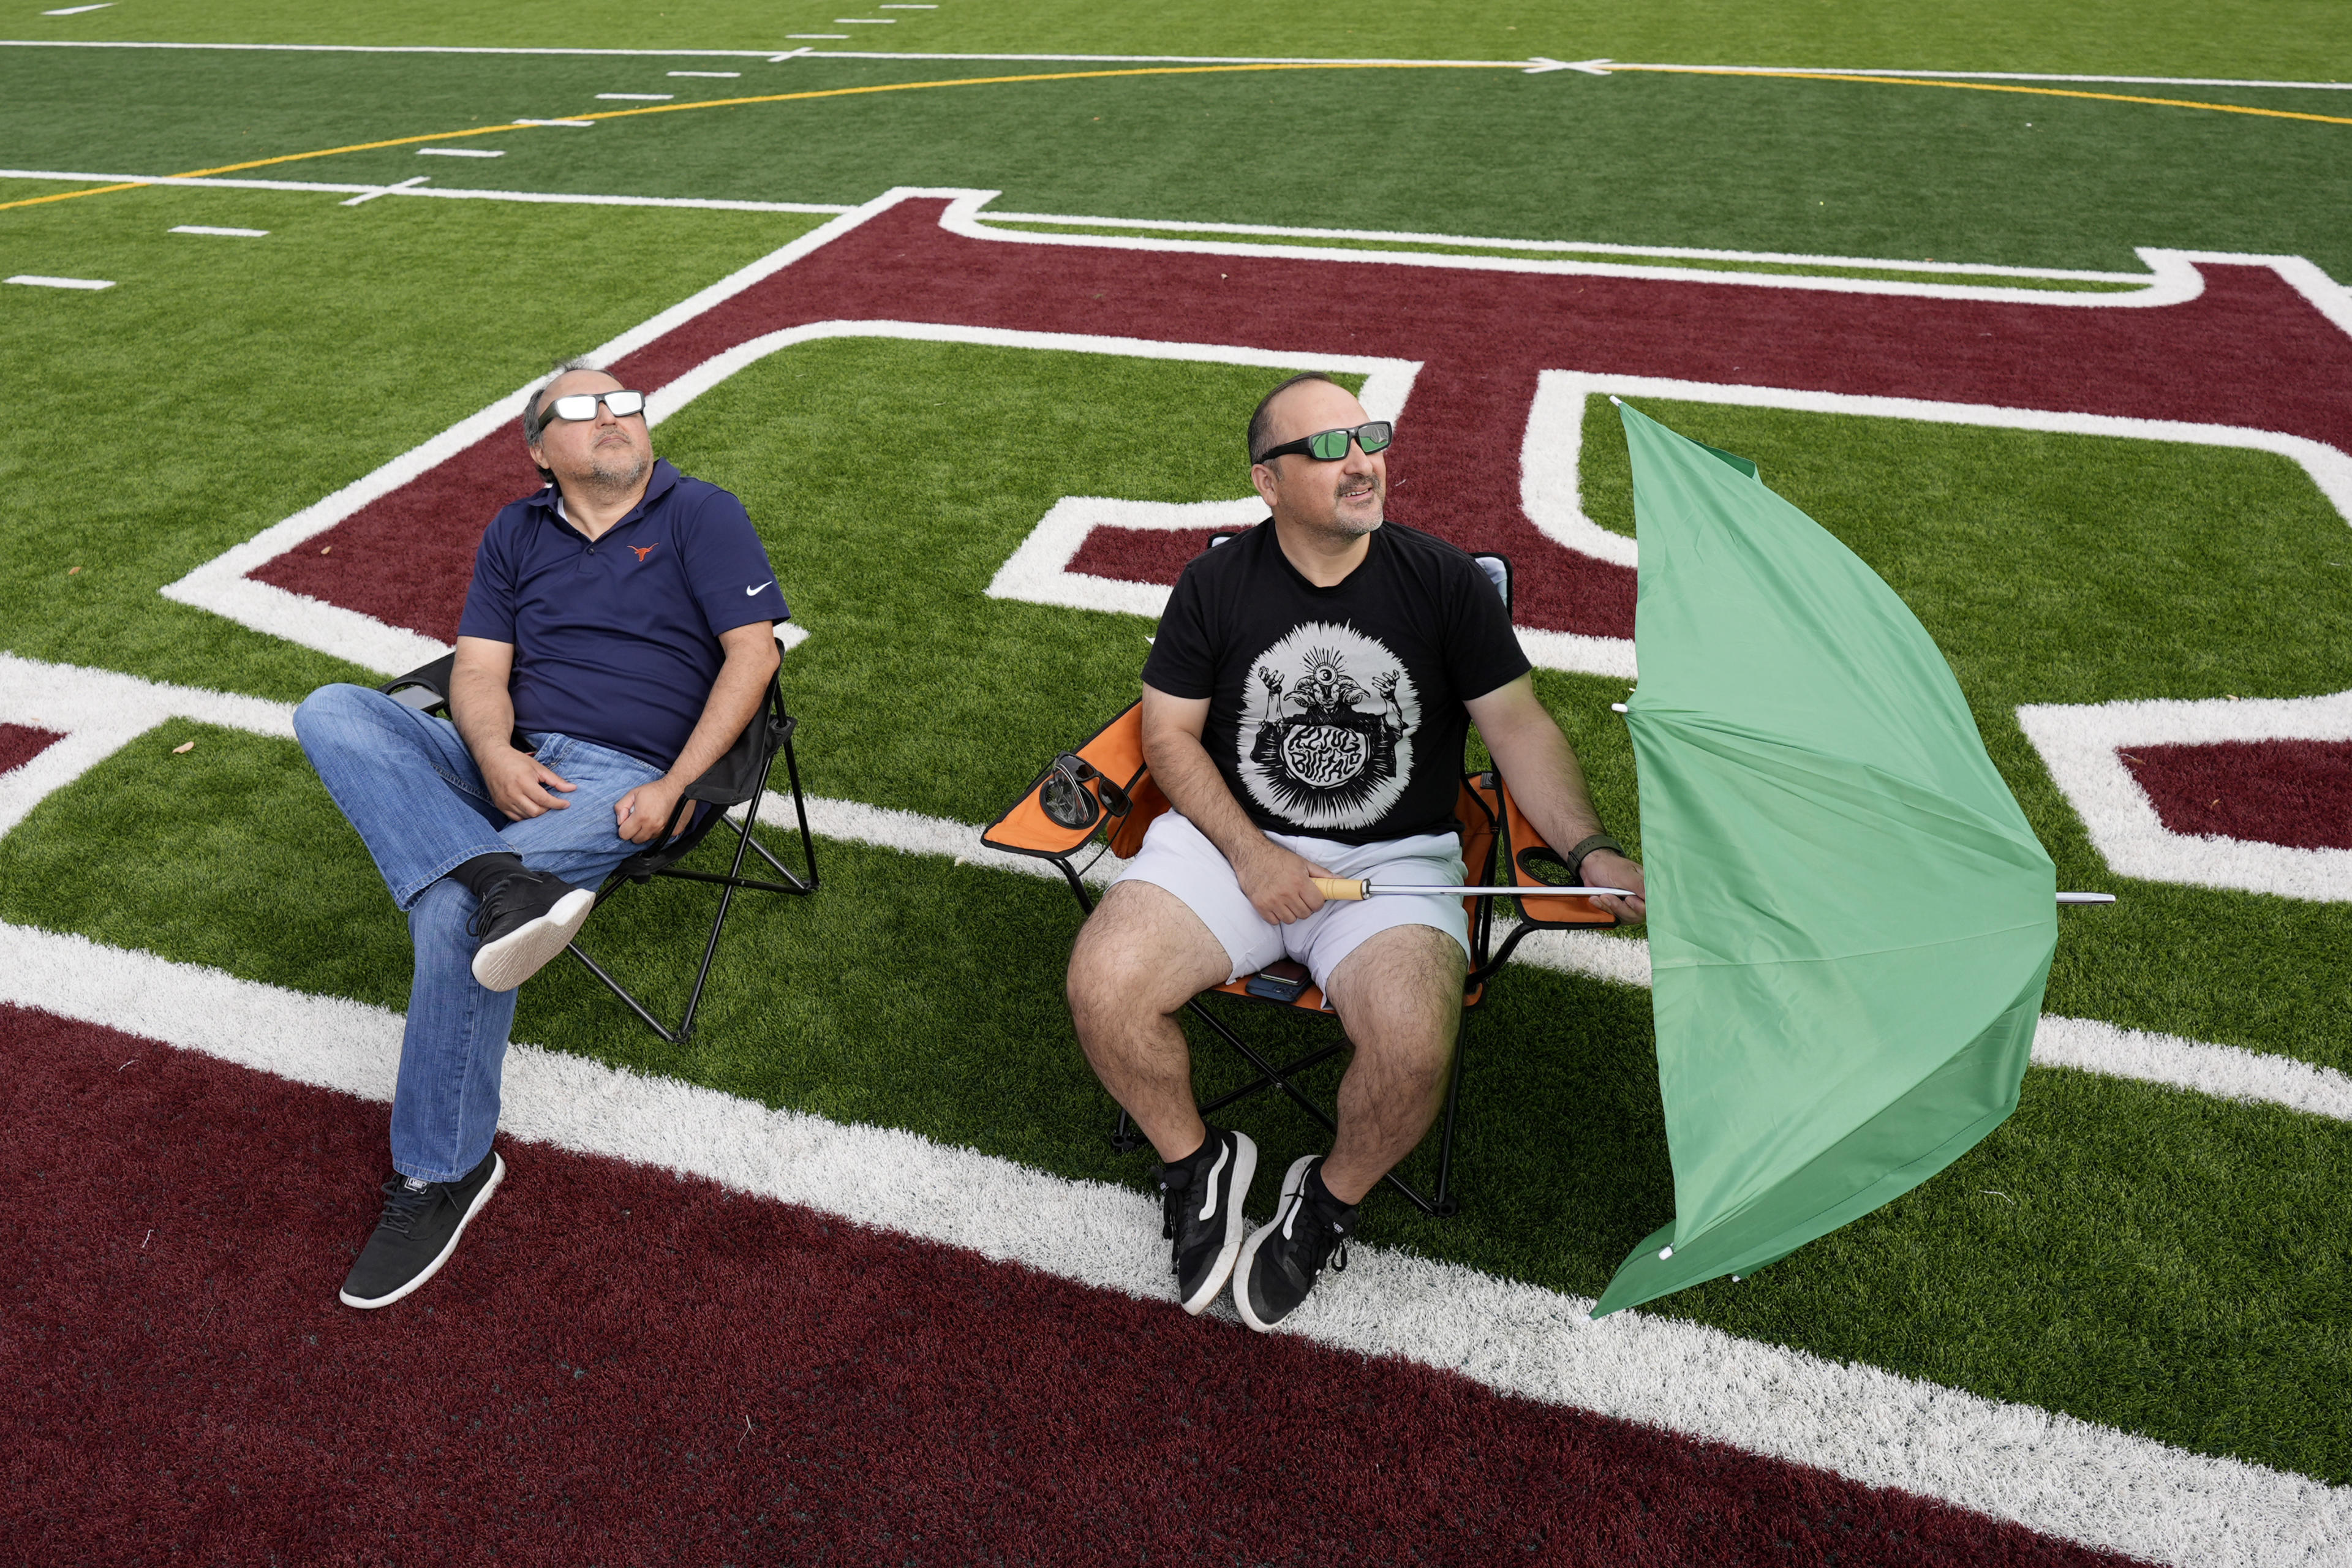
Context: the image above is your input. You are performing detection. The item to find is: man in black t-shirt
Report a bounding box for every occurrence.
[1067,372,1646,1330]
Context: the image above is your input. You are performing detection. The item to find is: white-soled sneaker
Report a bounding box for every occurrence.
[1234,1155,1356,1332]
[467,870,594,992]
[1158,1128,1257,1315]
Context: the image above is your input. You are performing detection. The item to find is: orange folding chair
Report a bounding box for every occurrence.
[982,551,1620,1216]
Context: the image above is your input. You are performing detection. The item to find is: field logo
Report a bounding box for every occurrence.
[160,187,2352,895]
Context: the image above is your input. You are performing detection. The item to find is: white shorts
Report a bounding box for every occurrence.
[1112,810,1470,995]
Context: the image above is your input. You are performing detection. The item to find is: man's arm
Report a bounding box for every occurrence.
[1463,673,1646,923]
[613,622,780,845]
[450,635,579,820]
[1140,682,1330,924]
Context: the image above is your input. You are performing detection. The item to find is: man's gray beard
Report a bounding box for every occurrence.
[581,449,651,493]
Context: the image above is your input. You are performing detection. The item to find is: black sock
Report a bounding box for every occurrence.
[1160,1128,1222,1177]
[448,852,524,900]
[1304,1161,1355,1215]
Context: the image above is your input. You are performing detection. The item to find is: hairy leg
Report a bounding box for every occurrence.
[1317,924,1465,1205]
[1066,881,1234,1163]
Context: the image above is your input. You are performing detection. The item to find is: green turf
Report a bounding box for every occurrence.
[1,723,2345,1485]
[15,0,2352,81]
[0,184,827,701]
[6,49,2350,279]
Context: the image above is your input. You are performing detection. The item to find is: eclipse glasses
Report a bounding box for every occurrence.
[543,389,648,423]
[1252,420,1393,466]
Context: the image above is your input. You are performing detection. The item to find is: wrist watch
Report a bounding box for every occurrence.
[1565,833,1624,886]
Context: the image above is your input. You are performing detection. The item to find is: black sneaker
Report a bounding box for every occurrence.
[1158,1127,1257,1315]
[339,1149,505,1310]
[1235,1155,1355,1332]
[467,869,594,992]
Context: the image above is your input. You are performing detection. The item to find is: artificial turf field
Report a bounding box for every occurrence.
[3,2,2350,1561]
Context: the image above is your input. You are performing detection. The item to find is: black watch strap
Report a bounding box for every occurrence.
[1565,833,1624,884]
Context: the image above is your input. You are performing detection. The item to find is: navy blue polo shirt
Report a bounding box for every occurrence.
[457,459,788,769]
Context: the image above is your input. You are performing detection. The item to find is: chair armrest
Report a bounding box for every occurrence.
[1494,772,1619,929]
[380,652,457,714]
[982,700,1160,862]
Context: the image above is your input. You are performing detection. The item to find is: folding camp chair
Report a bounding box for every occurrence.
[981,549,1620,1216]
[380,631,820,1044]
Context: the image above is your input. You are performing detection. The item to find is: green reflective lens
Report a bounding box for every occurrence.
[1308,428,1351,459]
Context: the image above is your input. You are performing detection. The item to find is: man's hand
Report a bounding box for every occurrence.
[615,777,689,845]
[1236,839,1334,925]
[480,745,577,821]
[1581,848,1646,924]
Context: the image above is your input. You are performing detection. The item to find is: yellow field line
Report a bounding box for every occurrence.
[0,62,1464,214]
[2,56,2344,218]
[1610,64,2352,128]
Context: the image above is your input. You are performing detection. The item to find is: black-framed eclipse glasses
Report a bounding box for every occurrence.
[545,389,648,422]
[1252,420,1392,466]
[1039,752,1133,831]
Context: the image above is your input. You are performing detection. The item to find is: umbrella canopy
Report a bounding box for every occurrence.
[1593,402,2057,1318]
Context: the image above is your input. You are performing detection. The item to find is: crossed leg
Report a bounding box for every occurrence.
[1066,881,1464,1199]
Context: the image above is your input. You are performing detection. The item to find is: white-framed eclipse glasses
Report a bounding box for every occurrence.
[545,389,647,422]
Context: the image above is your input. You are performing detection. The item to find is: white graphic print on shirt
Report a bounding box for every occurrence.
[1236,621,1422,832]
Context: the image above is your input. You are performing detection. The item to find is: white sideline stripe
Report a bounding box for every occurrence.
[0,916,2340,1564]
[418,148,504,158]
[5,274,113,289]
[169,224,267,236]
[596,93,674,100]
[0,168,852,214]
[2016,691,2352,903]
[2,646,2340,1131]
[4,42,2347,89]
[669,71,741,77]
[1501,922,2352,1124]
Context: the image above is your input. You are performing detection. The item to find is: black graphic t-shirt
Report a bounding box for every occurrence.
[1141,521,1531,845]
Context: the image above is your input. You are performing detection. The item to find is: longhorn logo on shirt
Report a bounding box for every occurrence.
[1237,622,1417,831]
[630,545,657,562]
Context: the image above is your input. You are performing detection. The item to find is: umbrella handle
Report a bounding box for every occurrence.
[1312,878,1369,902]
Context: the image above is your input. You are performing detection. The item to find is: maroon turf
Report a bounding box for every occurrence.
[2124,738,2352,850]
[1067,525,1231,586]
[0,1004,2133,1567]
[247,199,2352,649]
[0,724,64,777]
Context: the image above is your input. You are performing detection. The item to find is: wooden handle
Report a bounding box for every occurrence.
[1311,878,1369,901]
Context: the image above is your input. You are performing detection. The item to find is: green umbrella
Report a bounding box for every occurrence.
[1592,401,2058,1319]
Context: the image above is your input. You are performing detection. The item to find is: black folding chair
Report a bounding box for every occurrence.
[380,631,820,1043]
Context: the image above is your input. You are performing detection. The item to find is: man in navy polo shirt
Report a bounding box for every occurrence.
[293,360,788,1310]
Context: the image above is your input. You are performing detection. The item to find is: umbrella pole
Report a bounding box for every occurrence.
[1312,880,2115,903]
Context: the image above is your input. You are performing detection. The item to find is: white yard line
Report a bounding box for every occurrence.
[0,168,850,213]
[0,915,2340,1564]
[0,647,2343,1129]
[4,273,113,288]
[417,147,504,158]
[1,41,2346,90]
[168,224,268,236]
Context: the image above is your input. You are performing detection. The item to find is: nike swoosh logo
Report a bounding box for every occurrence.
[745,581,772,597]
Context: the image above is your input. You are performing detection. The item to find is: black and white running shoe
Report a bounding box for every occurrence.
[467,869,594,992]
[1159,1127,1257,1316]
[1235,1154,1357,1332]
[339,1149,505,1310]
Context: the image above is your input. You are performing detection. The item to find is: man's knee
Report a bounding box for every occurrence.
[293,682,389,748]
[1327,925,1465,1039]
[1067,884,1224,1023]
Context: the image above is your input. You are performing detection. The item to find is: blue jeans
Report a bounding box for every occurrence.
[293,684,663,1182]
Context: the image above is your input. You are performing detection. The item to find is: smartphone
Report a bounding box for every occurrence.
[1245,959,1312,1003]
